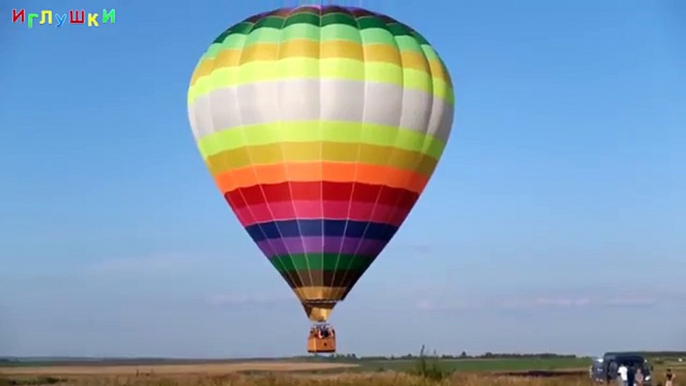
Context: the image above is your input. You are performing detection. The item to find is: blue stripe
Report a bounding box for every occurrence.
[244,219,399,243]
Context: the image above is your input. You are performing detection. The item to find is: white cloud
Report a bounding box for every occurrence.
[206,293,294,307]
[415,299,478,312]
[86,255,204,275]
[533,297,592,307]
[416,294,657,312]
[604,296,656,307]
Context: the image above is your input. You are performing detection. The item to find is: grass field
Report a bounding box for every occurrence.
[0,357,589,376]
[352,357,590,373]
[0,357,683,386]
[0,361,358,376]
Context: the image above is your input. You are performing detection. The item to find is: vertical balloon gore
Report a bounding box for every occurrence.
[187,5,455,322]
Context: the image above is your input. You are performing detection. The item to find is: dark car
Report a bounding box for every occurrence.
[601,352,653,386]
[590,357,606,383]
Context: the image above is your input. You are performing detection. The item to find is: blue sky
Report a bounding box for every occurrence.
[1,0,685,358]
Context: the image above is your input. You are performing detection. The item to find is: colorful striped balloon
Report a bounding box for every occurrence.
[187,5,454,322]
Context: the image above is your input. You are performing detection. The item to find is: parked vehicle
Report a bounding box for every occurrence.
[590,357,606,383]
[601,352,653,386]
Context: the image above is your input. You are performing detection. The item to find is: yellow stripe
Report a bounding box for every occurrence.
[189,40,449,86]
[294,286,347,301]
[196,122,447,161]
[206,141,439,177]
[188,58,453,103]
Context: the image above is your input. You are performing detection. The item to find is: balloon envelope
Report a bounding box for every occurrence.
[187,5,455,322]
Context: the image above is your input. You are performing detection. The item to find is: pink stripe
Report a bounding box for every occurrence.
[224,195,249,226]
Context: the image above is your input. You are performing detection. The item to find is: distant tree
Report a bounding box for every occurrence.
[460,351,468,358]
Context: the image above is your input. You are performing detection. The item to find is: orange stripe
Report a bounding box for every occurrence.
[190,40,446,86]
[213,162,429,194]
[190,59,216,85]
[427,57,450,85]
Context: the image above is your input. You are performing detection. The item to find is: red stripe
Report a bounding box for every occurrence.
[225,182,418,210]
[232,201,413,226]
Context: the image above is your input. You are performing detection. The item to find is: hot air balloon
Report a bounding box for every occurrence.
[187,4,454,354]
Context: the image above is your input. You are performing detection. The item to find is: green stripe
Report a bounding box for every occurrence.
[206,34,249,56]
[409,30,430,46]
[202,26,432,60]
[237,13,420,36]
[393,35,425,53]
[421,45,440,62]
[321,13,357,28]
[271,254,372,271]
[225,21,254,36]
[356,16,387,30]
[384,22,412,37]
[196,121,446,160]
[205,11,435,46]
[188,59,453,103]
[271,255,287,272]
[285,13,320,27]
[254,16,284,30]
[245,27,282,46]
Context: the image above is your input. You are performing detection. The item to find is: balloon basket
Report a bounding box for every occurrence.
[307,324,336,354]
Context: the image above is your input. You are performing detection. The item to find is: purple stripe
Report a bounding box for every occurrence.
[258,236,386,258]
[255,239,275,258]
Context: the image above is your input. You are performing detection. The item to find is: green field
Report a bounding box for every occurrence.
[342,357,590,373]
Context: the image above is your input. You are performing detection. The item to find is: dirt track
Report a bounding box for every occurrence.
[0,362,359,376]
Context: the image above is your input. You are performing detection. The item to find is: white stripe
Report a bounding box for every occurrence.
[188,79,454,142]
